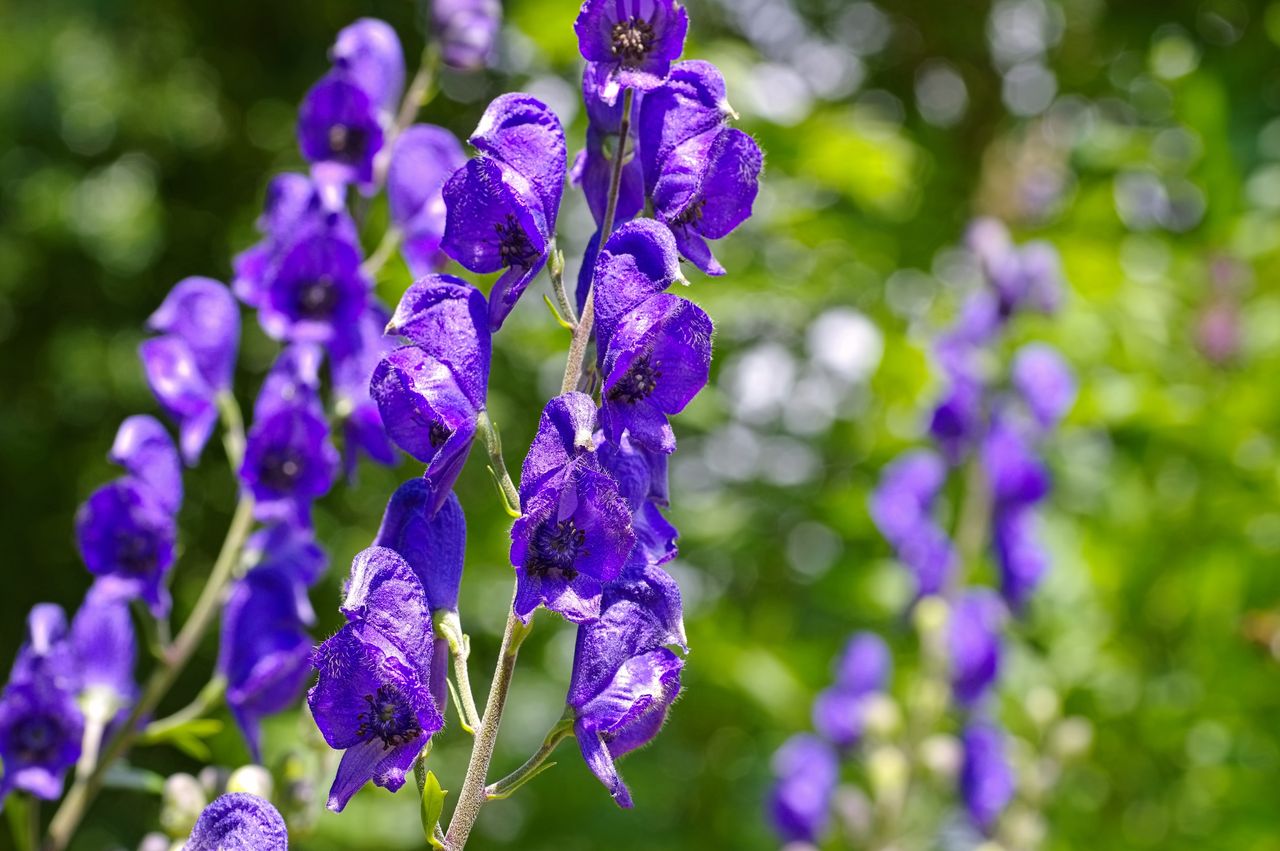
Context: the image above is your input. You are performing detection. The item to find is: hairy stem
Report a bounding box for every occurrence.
[546,242,578,328]
[43,493,255,851]
[484,709,574,800]
[561,87,633,395]
[475,410,520,516]
[442,603,533,850]
[451,644,483,733]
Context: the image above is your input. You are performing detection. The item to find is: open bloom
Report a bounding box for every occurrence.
[652,126,763,276]
[219,565,314,760]
[0,682,83,802]
[993,505,1048,611]
[185,793,289,851]
[812,632,891,749]
[298,73,385,190]
[431,0,502,70]
[1011,342,1075,429]
[567,564,685,807]
[258,229,370,347]
[960,722,1015,834]
[574,0,689,104]
[330,305,398,479]
[768,734,838,843]
[68,586,138,715]
[982,416,1050,508]
[308,547,444,812]
[330,18,404,119]
[637,60,735,196]
[387,125,467,275]
[140,278,240,464]
[109,414,183,515]
[948,590,1004,706]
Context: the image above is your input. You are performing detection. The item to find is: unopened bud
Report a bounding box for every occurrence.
[160,773,206,838]
[1050,716,1093,760]
[862,693,902,740]
[919,733,961,781]
[867,745,909,814]
[227,764,274,800]
[1025,685,1060,729]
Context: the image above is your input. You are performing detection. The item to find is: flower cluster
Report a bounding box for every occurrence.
[768,219,1076,844]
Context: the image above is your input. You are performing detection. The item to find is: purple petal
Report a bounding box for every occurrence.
[431,0,503,71]
[186,793,288,851]
[638,60,734,194]
[374,482,466,611]
[768,734,838,843]
[75,480,176,618]
[109,415,182,514]
[591,219,683,355]
[69,586,137,707]
[949,590,1005,706]
[331,18,405,116]
[385,275,491,409]
[259,232,370,345]
[138,336,218,466]
[388,125,467,275]
[297,74,384,190]
[146,277,240,392]
[239,405,339,521]
[470,94,568,231]
[960,722,1015,833]
[340,546,434,672]
[1011,343,1076,429]
[518,392,599,503]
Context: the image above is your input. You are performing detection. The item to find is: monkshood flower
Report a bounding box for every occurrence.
[308,547,444,811]
[993,506,1047,611]
[959,721,1015,834]
[441,94,566,329]
[1012,343,1076,430]
[595,431,677,565]
[574,0,689,105]
[928,366,984,464]
[966,217,1063,318]
[511,394,635,623]
[9,606,75,694]
[387,125,467,275]
[185,792,288,851]
[567,565,685,806]
[651,126,763,276]
[68,586,138,714]
[982,416,1050,508]
[233,173,357,309]
[812,632,891,749]
[140,277,240,464]
[330,305,398,479]
[241,347,339,524]
[573,63,644,229]
[374,479,466,614]
[768,733,838,844]
[636,60,735,196]
[948,590,1004,706]
[257,228,371,347]
[219,566,315,760]
[242,520,329,588]
[330,18,404,119]
[869,449,957,597]
[589,218,684,353]
[373,276,491,512]
[76,417,182,617]
[0,682,84,802]
[431,0,503,70]
[298,73,385,190]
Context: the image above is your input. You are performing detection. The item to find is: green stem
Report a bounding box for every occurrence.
[42,496,255,851]
[216,392,246,470]
[442,603,533,850]
[138,676,227,742]
[484,709,574,800]
[546,241,577,328]
[561,87,633,396]
[395,43,440,137]
[361,227,403,279]
[949,455,991,596]
[475,410,520,516]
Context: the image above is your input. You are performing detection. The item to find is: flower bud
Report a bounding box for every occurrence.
[1049,716,1093,760]
[919,733,961,781]
[1024,685,1060,730]
[861,693,902,741]
[227,765,274,800]
[160,773,207,838]
[867,745,909,815]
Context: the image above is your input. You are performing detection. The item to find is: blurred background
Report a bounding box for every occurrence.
[3,0,1280,848]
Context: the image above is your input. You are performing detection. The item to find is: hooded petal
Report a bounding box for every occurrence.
[591,219,683,354]
[243,521,329,588]
[960,722,1015,834]
[387,126,467,275]
[869,449,946,548]
[768,734,838,844]
[254,343,324,424]
[385,275,491,409]
[948,590,1005,706]
[1011,342,1076,429]
[69,586,137,709]
[470,94,567,232]
[75,480,176,618]
[374,482,466,611]
[431,0,503,70]
[993,505,1048,611]
[331,18,405,116]
[186,793,288,851]
[297,73,384,189]
[138,336,218,465]
[109,415,182,514]
[146,277,240,392]
[637,60,734,194]
[518,392,599,503]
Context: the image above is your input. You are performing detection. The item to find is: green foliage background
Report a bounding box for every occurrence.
[2,0,1280,848]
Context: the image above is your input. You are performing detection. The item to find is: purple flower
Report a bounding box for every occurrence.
[967,218,1062,317]
[233,174,357,309]
[75,480,177,617]
[387,125,467,275]
[68,586,137,711]
[331,306,398,479]
[374,479,466,612]
[595,431,677,565]
[185,793,288,851]
[928,370,984,464]
[573,64,644,229]
[870,449,945,547]
[298,73,385,190]
[258,230,370,346]
[982,417,1049,507]
[331,18,404,118]
[768,734,838,843]
[1011,343,1075,429]
[243,521,329,588]
[590,218,684,354]
[812,632,890,749]
[959,722,1014,834]
[948,590,1004,706]
[441,158,548,330]
[652,127,763,276]
[518,391,600,504]
[109,415,183,515]
[146,277,240,395]
[574,0,689,104]
[374,277,491,508]
[898,522,957,598]
[219,566,314,760]
[140,278,239,465]
[637,60,735,196]
[9,606,75,694]
[431,0,503,70]
[993,505,1048,611]
[567,566,685,806]
[470,94,567,236]
[308,547,444,812]
[240,369,339,524]
[0,683,83,802]
[600,293,712,454]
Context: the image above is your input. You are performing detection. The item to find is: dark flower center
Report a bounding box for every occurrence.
[429,420,453,449]
[670,198,706,229]
[356,685,421,750]
[611,18,656,67]
[607,355,661,404]
[114,530,158,576]
[494,214,538,268]
[528,518,586,580]
[328,123,369,166]
[296,275,340,320]
[260,450,305,493]
[12,716,60,764]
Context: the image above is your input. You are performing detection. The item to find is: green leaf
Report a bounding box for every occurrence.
[6,793,31,851]
[101,762,167,795]
[420,770,448,849]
